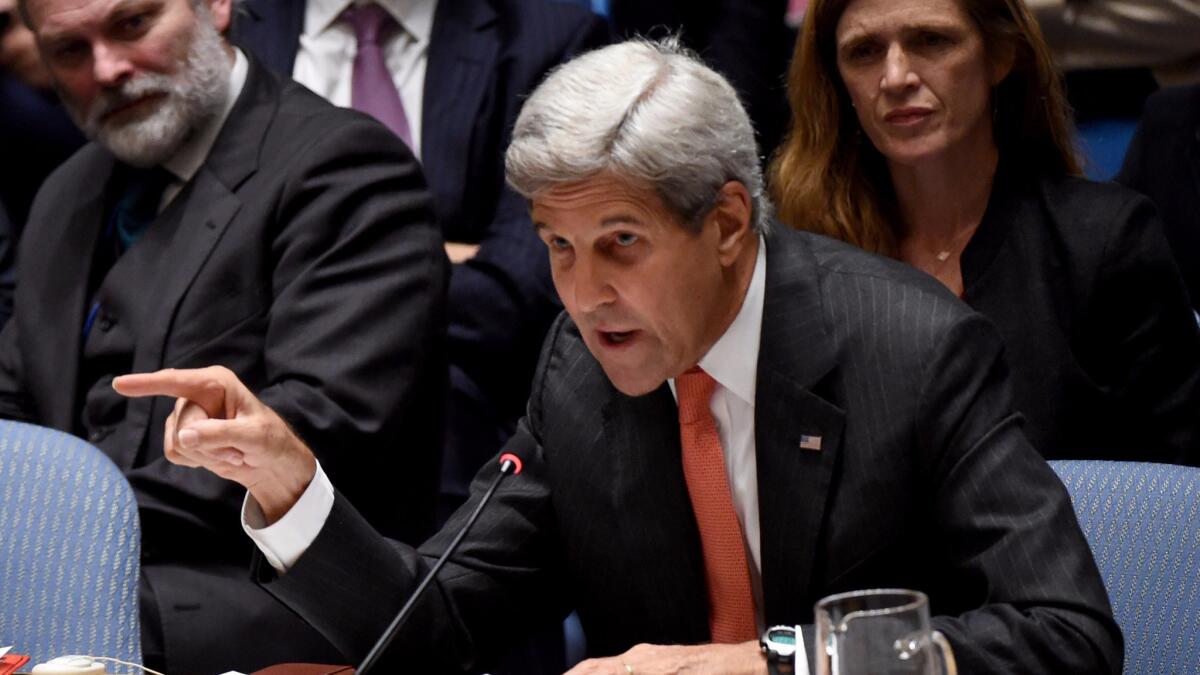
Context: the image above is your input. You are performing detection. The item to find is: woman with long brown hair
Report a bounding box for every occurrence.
[771,0,1200,463]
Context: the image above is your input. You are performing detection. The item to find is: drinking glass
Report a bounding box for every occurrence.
[813,588,957,675]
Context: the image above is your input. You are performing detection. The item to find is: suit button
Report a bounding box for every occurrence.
[98,315,115,332]
[88,428,111,444]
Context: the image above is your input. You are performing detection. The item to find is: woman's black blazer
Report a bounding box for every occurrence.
[960,165,1200,464]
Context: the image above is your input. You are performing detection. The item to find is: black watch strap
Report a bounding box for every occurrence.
[766,659,795,675]
[761,625,797,675]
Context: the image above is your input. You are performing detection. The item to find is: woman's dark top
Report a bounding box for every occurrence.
[959,163,1200,464]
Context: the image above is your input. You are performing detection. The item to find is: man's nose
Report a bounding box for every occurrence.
[92,42,134,87]
[572,256,616,314]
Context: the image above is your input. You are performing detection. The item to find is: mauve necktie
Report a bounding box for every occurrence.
[343,3,413,147]
[676,367,758,643]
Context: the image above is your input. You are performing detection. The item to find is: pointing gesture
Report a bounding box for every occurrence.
[114,366,317,524]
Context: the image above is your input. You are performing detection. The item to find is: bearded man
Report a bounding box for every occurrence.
[3,0,448,671]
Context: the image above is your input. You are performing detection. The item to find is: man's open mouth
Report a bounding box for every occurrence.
[599,330,637,346]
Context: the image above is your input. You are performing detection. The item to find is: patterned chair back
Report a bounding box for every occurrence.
[1050,460,1200,675]
[0,420,140,666]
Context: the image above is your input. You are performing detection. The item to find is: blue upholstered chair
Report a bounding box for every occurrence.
[1077,118,1139,181]
[1049,460,1200,675]
[0,420,141,666]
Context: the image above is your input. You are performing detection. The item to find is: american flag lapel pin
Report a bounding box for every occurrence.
[799,434,823,451]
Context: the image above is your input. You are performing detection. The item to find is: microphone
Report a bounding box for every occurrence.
[356,452,525,674]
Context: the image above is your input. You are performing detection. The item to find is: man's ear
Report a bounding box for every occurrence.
[205,0,234,34]
[710,180,754,267]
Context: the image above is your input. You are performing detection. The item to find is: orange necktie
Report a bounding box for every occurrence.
[676,367,758,643]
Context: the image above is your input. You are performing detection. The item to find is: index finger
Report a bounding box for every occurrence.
[113,368,230,416]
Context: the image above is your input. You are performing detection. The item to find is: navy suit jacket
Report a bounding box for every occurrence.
[232,1,612,480]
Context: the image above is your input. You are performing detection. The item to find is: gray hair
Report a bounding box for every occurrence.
[505,37,773,234]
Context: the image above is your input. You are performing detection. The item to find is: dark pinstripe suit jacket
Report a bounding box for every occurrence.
[262,226,1121,674]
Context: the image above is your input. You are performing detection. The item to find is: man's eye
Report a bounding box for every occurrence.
[115,12,150,37]
[615,233,638,247]
[53,41,89,63]
[549,237,571,251]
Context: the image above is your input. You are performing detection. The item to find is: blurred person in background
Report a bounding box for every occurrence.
[1025,0,1200,167]
[0,0,84,332]
[606,0,795,161]
[0,0,85,226]
[1117,82,1200,314]
[230,0,611,525]
[771,0,1200,464]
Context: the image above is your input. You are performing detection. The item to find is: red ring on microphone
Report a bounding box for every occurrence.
[499,452,524,475]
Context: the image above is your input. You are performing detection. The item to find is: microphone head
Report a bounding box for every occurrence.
[498,452,524,475]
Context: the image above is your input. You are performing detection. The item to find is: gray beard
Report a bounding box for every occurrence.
[65,13,232,167]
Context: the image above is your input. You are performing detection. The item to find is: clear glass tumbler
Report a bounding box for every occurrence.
[813,588,957,675]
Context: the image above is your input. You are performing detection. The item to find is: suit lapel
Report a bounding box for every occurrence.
[120,61,273,451]
[604,387,710,643]
[754,231,846,625]
[120,171,242,454]
[422,0,500,217]
[234,0,305,75]
[41,156,113,429]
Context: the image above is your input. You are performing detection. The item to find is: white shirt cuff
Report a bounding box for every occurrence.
[241,460,335,573]
[795,624,810,675]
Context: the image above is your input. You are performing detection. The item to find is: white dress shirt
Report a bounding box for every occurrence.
[157,48,249,209]
[293,0,436,159]
[242,235,807,671]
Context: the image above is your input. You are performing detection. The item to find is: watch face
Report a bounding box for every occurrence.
[767,627,797,647]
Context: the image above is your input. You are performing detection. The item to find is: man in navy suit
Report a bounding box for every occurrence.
[232,0,611,521]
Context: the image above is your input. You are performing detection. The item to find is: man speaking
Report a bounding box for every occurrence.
[117,40,1121,674]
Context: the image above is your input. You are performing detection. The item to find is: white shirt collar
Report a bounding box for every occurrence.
[162,47,248,183]
[669,235,767,407]
[306,0,437,45]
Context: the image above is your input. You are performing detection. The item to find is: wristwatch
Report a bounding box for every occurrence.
[760,625,797,675]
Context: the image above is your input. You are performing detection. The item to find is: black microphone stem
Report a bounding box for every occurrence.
[357,457,519,674]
